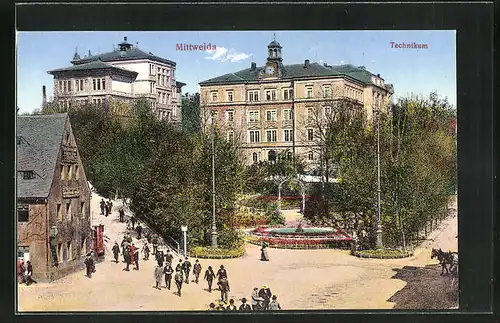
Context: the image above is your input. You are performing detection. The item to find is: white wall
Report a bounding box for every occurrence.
[111,79,132,94]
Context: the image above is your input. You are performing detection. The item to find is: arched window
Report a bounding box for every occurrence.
[252,152,258,163]
[268,150,277,163]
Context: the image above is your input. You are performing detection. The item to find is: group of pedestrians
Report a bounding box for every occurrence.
[99,199,113,217]
[17,259,37,285]
[116,235,140,271]
[154,254,196,297]
[250,285,280,310]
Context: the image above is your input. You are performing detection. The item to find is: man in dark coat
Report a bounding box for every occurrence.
[192,259,202,283]
[119,208,125,222]
[204,266,215,292]
[134,247,140,270]
[164,249,174,265]
[151,235,158,255]
[112,242,120,263]
[156,248,164,267]
[258,285,272,310]
[123,246,131,271]
[218,277,230,303]
[120,237,128,262]
[251,287,263,310]
[182,257,192,284]
[99,199,105,215]
[130,216,136,230]
[174,268,183,296]
[25,261,37,286]
[163,263,174,290]
[136,224,143,239]
[175,258,183,273]
[239,298,252,311]
[84,253,95,278]
[226,299,237,311]
[216,265,227,280]
[141,243,150,260]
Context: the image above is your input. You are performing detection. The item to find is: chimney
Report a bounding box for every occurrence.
[377,73,380,77]
[304,59,310,68]
[124,36,127,42]
[250,62,256,71]
[42,85,47,105]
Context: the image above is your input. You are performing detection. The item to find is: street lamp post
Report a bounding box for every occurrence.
[375,107,383,248]
[210,112,218,248]
[181,225,188,257]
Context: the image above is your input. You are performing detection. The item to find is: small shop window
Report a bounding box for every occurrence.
[17,205,29,222]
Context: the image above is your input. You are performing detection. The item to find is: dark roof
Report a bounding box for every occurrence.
[73,46,176,66]
[47,60,138,78]
[17,114,67,199]
[199,62,385,87]
[176,81,187,88]
[268,40,282,48]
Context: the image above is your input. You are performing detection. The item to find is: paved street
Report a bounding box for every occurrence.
[18,194,458,311]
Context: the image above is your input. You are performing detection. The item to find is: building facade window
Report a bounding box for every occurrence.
[211,91,218,102]
[284,129,293,142]
[308,152,314,160]
[307,129,314,141]
[307,107,314,119]
[266,130,277,142]
[92,78,105,91]
[265,89,277,101]
[323,85,332,98]
[81,201,85,219]
[266,110,277,121]
[150,64,155,75]
[57,203,62,221]
[75,79,84,91]
[249,130,260,143]
[227,91,233,102]
[324,106,332,116]
[248,111,259,122]
[17,205,29,222]
[283,109,292,120]
[227,131,234,142]
[282,88,292,100]
[226,110,234,122]
[247,90,259,102]
[306,87,313,98]
[66,201,72,221]
[252,152,258,163]
[61,165,66,180]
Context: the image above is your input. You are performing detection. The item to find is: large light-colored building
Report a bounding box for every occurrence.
[199,40,394,165]
[47,37,185,122]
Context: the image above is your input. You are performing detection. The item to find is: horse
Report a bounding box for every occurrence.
[431,248,455,275]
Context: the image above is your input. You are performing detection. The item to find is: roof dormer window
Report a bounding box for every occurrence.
[21,171,35,180]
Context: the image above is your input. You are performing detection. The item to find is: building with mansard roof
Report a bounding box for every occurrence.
[199,39,394,166]
[47,37,186,122]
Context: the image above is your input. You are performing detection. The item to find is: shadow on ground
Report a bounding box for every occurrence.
[387,264,458,309]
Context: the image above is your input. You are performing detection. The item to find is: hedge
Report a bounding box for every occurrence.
[354,249,413,259]
[189,245,245,259]
[247,239,350,250]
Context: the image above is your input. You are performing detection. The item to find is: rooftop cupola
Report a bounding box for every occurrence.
[118,36,133,52]
[267,33,283,62]
[72,47,80,61]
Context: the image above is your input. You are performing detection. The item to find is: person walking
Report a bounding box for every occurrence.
[84,253,95,278]
[151,234,158,255]
[175,258,183,273]
[251,287,263,310]
[268,295,281,310]
[17,259,25,284]
[204,265,216,292]
[258,285,272,310]
[25,261,37,286]
[164,249,173,266]
[182,257,192,284]
[112,242,120,263]
[239,298,252,311]
[141,243,150,260]
[192,259,202,283]
[121,236,128,262]
[174,268,183,296]
[119,208,125,222]
[216,265,227,280]
[260,244,269,261]
[226,299,237,311]
[156,248,165,267]
[218,277,230,303]
[134,247,140,270]
[124,245,131,271]
[163,263,174,290]
[136,223,143,239]
[154,263,163,290]
[130,215,136,230]
[129,243,136,266]
[105,201,111,217]
[99,199,106,216]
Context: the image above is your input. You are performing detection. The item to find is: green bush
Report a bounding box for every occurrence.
[354,248,412,259]
[190,245,245,259]
[265,202,285,226]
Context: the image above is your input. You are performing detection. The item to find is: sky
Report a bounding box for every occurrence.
[17,31,456,114]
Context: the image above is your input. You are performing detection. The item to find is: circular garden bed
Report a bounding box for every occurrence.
[354,248,413,259]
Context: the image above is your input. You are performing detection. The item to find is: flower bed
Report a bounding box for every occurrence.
[189,246,245,259]
[354,249,413,259]
[247,238,350,250]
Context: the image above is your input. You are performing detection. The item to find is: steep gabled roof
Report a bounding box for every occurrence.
[47,60,138,78]
[73,46,176,66]
[17,114,67,199]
